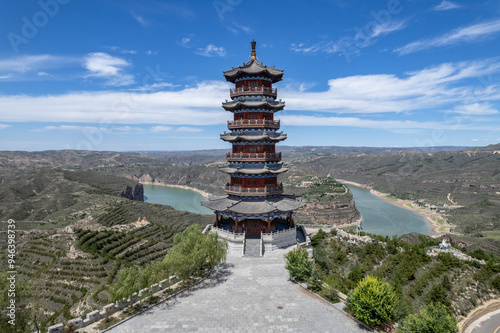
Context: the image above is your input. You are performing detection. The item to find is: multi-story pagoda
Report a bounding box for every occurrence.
[202,40,304,248]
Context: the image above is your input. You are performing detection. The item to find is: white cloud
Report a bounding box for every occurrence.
[395,19,500,55]
[83,52,134,86]
[130,11,147,26]
[0,124,11,130]
[180,37,192,48]
[132,82,178,92]
[113,126,145,132]
[195,45,226,57]
[151,126,173,132]
[176,127,203,132]
[146,50,158,55]
[291,20,406,57]
[280,114,499,131]
[369,20,407,38]
[37,125,100,131]
[434,1,461,11]
[282,58,500,114]
[0,55,77,74]
[1,60,500,132]
[453,103,498,115]
[0,81,230,125]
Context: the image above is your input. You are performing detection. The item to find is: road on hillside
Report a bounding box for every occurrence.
[470,310,500,333]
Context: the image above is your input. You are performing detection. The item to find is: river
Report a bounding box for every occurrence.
[143,184,213,215]
[346,184,437,237]
[143,183,436,236]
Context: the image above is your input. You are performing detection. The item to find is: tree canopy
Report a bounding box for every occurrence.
[345,275,398,328]
[400,302,458,333]
[285,247,314,282]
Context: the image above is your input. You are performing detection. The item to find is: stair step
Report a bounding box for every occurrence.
[244,238,261,257]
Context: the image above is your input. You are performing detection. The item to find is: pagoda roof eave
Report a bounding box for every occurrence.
[220,165,288,175]
[223,59,283,83]
[222,99,285,111]
[201,194,305,214]
[220,133,287,142]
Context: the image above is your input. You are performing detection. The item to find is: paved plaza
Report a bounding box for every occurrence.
[109,248,371,333]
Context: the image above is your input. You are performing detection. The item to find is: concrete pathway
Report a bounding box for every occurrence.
[109,248,370,333]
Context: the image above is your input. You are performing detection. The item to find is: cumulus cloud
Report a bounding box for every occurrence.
[83,52,134,86]
[0,124,11,130]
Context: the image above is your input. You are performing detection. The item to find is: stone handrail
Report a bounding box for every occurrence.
[227,119,280,128]
[230,86,277,98]
[212,226,245,240]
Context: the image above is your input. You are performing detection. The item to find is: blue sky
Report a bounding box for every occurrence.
[1,0,500,151]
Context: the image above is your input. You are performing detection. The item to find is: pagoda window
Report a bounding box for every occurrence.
[248,80,258,87]
[263,146,274,153]
[265,178,277,185]
[246,178,261,187]
[247,146,260,153]
[232,178,242,186]
[233,146,243,153]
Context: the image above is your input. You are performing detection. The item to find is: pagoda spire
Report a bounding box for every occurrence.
[250,39,257,60]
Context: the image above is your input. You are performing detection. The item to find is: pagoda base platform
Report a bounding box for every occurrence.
[203,221,310,255]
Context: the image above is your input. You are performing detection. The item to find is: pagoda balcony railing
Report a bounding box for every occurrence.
[230,86,277,98]
[227,119,280,129]
[226,152,281,162]
[224,184,283,196]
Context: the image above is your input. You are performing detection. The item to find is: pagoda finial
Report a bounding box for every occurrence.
[251,39,257,60]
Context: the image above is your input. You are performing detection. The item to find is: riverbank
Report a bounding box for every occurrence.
[338,179,452,236]
[140,182,211,198]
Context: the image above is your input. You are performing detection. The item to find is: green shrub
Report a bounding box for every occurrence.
[345,275,398,328]
[400,303,458,333]
[491,275,500,291]
[285,247,313,282]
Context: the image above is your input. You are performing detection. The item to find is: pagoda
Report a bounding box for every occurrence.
[202,40,304,248]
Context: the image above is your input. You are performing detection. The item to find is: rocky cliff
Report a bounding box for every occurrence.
[120,184,144,201]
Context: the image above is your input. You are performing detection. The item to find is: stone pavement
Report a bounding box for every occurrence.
[109,248,371,333]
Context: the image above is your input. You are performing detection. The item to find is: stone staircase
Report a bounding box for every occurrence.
[244,237,261,257]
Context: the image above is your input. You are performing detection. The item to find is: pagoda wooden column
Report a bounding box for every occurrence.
[289,214,293,228]
[267,217,271,233]
[215,212,219,228]
[235,217,239,234]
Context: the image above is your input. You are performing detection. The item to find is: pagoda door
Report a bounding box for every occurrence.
[245,219,262,235]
